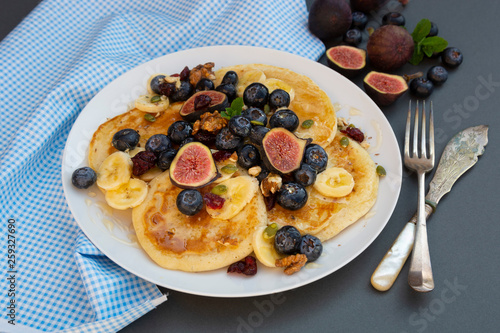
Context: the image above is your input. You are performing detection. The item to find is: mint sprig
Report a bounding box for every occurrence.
[221,97,244,120]
[409,19,448,65]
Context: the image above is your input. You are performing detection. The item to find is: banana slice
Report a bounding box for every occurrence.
[104,178,148,210]
[97,151,133,190]
[314,167,355,198]
[134,94,169,113]
[264,78,295,103]
[206,176,259,220]
[253,226,284,267]
[237,69,267,96]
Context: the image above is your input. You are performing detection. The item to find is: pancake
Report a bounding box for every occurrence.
[214,64,337,147]
[132,173,267,272]
[267,133,379,241]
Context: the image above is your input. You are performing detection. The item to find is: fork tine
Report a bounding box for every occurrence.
[421,101,427,158]
[413,100,419,157]
[405,100,411,159]
[429,101,435,162]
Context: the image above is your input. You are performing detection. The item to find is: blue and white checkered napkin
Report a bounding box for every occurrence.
[0,0,324,332]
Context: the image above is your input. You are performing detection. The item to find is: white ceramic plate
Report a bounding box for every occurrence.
[62,45,402,297]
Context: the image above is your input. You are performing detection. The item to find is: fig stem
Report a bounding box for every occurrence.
[403,71,423,82]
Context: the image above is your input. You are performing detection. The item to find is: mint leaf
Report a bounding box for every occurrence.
[411,19,432,43]
[422,47,434,58]
[230,97,244,113]
[409,50,424,66]
[221,97,244,120]
[421,36,448,53]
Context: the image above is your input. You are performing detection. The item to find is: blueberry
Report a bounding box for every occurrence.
[176,189,203,216]
[299,235,323,262]
[249,125,269,145]
[427,22,438,37]
[268,89,290,111]
[410,77,434,98]
[221,71,238,85]
[179,137,195,148]
[343,29,362,46]
[382,12,405,26]
[427,66,448,85]
[215,127,243,151]
[351,11,368,30]
[157,148,177,171]
[269,109,299,132]
[441,47,463,68]
[145,134,171,155]
[276,182,308,211]
[304,144,328,173]
[167,120,193,144]
[237,144,261,169]
[216,83,237,102]
[195,78,215,92]
[170,81,193,102]
[150,75,166,94]
[228,115,252,137]
[112,129,140,151]
[256,165,270,184]
[243,83,269,108]
[242,107,267,126]
[274,225,302,255]
[71,167,97,189]
[293,164,317,187]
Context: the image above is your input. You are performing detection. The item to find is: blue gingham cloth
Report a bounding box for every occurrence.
[0,0,324,332]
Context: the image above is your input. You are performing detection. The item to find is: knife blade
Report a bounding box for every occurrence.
[371,125,488,291]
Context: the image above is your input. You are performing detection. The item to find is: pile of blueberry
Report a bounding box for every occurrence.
[274,225,323,262]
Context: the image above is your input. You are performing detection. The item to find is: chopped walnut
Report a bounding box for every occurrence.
[337,117,349,128]
[189,62,216,87]
[275,254,307,275]
[248,166,262,177]
[260,173,282,197]
[229,151,238,162]
[192,111,228,135]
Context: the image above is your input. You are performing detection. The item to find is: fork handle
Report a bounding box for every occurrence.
[408,171,435,292]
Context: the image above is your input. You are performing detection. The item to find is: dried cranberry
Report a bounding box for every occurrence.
[158,82,176,97]
[212,150,232,162]
[194,130,216,145]
[203,193,225,209]
[170,73,180,77]
[194,94,212,111]
[179,66,190,81]
[264,194,276,211]
[131,151,157,176]
[227,256,257,276]
[341,126,365,142]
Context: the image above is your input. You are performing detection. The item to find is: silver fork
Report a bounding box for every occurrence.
[405,100,435,292]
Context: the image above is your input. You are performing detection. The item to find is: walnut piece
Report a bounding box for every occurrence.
[189,62,216,87]
[260,173,282,197]
[248,166,262,177]
[275,254,307,275]
[192,111,228,135]
[229,152,238,162]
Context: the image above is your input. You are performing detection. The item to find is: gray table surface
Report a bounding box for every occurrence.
[2,1,499,332]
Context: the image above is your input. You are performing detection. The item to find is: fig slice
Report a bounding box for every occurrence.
[180,90,229,122]
[326,45,366,77]
[261,128,311,174]
[169,142,220,189]
[363,71,408,106]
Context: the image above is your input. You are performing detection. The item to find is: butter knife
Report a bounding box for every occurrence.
[371,125,488,291]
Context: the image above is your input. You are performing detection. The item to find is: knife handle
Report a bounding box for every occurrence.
[371,205,433,291]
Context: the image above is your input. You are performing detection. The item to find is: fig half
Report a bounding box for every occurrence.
[169,142,220,189]
[261,128,311,174]
[367,25,414,72]
[326,45,366,77]
[363,71,408,106]
[180,90,229,122]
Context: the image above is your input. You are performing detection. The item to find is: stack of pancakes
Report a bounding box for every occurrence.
[88,64,379,272]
